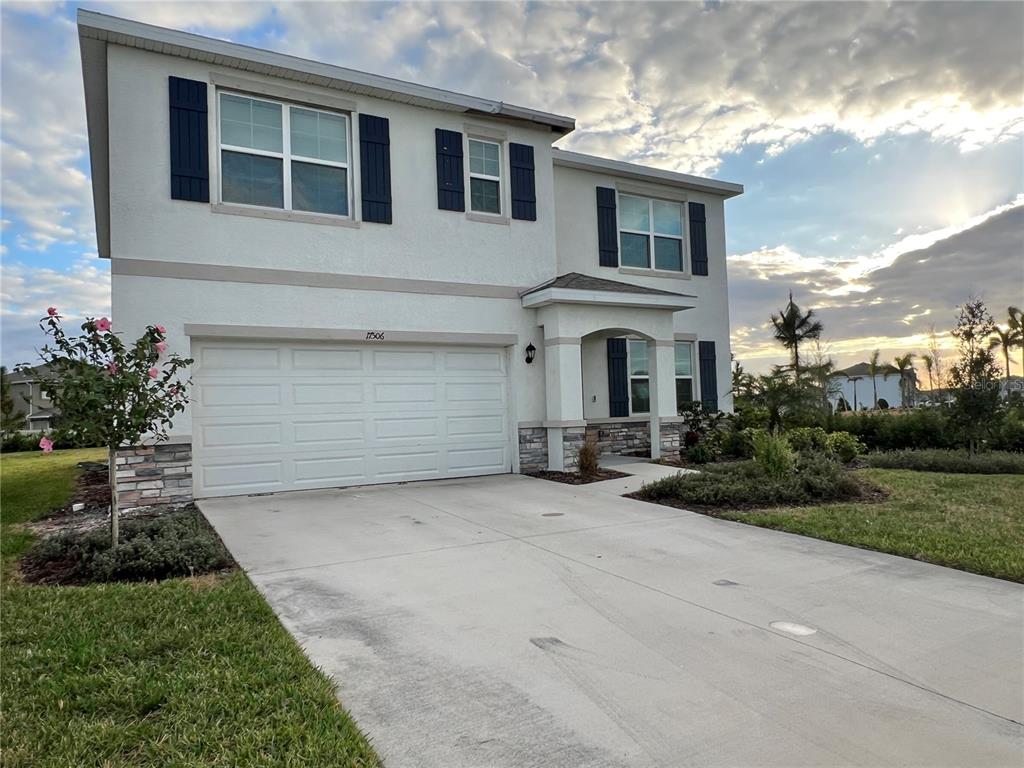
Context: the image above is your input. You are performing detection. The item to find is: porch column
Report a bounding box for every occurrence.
[649,340,677,460]
[544,337,583,471]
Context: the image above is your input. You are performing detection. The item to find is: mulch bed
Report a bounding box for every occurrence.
[527,468,631,485]
[625,480,890,516]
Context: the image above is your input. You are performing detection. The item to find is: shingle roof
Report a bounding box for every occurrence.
[521,272,693,298]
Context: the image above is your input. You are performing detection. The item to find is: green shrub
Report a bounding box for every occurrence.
[824,431,864,463]
[787,427,829,453]
[22,508,233,585]
[1,427,102,453]
[638,453,865,509]
[684,442,719,465]
[865,449,1024,475]
[832,409,957,451]
[992,406,1024,452]
[752,430,795,479]
[719,427,752,459]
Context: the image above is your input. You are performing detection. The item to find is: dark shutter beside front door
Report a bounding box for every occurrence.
[698,340,718,411]
[596,187,618,267]
[168,76,209,202]
[509,143,536,221]
[607,338,629,417]
[689,202,708,276]
[359,114,392,224]
[435,129,464,211]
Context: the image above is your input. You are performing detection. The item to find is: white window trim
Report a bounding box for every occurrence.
[675,341,697,409]
[627,338,651,416]
[465,136,506,218]
[616,193,689,275]
[216,90,354,220]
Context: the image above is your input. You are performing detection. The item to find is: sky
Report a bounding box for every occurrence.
[1,0,1022,377]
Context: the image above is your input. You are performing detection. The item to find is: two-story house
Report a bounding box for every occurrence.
[78,10,742,509]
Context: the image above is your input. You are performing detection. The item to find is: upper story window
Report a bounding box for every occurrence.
[218,92,351,217]
[468,138,501,214]
[619,194,684,271]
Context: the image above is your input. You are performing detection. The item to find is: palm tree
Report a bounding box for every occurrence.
[893,353,916,407]
[867,349,881,409]
[771,293,824,379]
[991,305,1024,379]
[921,353,935,402]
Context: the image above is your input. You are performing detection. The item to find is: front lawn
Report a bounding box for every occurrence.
[1,449,381,767]
[714,469,1024,582]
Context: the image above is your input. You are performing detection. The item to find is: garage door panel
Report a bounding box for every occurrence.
[446,414,506,438]
[200,421,282,449]
[199,382,281,408]
[200,345,281,371]
[293,418,365,445]
[202,460,284,493]
[193,341,510,497]
[292,348,362,370]
[293,455,367,485]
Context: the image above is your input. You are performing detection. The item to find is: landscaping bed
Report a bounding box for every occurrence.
[528,468,631,484]
[1,448,381,767]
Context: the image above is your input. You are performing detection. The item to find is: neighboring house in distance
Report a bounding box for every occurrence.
[829,362,916,411]
[78,10,742,509]
[7,365,58,432]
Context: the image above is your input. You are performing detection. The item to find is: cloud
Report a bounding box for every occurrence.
[0,259,111,367]
[729,198,1024,371]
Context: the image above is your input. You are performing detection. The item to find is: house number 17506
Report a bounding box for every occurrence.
[365,331,385,340]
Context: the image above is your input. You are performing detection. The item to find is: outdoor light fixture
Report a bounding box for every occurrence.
[524,343,536,364]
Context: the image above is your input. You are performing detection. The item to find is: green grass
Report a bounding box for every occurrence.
[1,450,381,767]
[716,469,1024,582]
[1,448,106,571]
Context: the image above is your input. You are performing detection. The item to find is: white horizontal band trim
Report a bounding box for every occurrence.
[210,72,358,113]
[522,286,695,310]
[113,259,524,299]
[542,420,587,428]
[674,332,698,341]
[464,122,509,140]
[183,324,518,347]
[654,340,675,347]
[211,203,362,229]
[585,416,654,425]
[543,336,581,346]
[618,267,692,281]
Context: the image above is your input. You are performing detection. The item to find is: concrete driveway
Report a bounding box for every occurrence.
[200,471,1023,767]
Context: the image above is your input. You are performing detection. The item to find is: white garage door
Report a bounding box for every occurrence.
[192,340,511,497]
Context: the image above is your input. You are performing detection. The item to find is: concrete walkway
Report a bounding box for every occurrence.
[592,455,693,494]
[200,474,1023,768]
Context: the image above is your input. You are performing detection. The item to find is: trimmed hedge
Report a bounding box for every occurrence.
[638,454,866,509]
[22,508,233,585]
[831,406,1024,453]
[865,449,1024,475]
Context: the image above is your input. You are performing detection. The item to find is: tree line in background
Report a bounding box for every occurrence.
[732,296,1024,455]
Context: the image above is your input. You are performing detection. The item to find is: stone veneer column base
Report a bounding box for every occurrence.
[114,442,193,512]
[561,427,587,471]
[517,427,548,473]
[585,421,652,457]
[660,422,685,456]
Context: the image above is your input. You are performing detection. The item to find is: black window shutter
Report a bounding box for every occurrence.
[168,76,209,203]
[359,114,392,224]
[607,338,629,417]
[689,202,708,276]
[698,340,718,411]
[435,129,464,211]
[509,143,536,221]
[596,187,618,267]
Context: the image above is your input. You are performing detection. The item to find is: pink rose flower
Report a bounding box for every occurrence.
[169,384,179,397]
[155,325,166,335]
[107,362,119,375]
[47,307,58,317]
[148,367,159,379]
[39,436,53,453]
[95,317,111,332]
[155,341,168,354]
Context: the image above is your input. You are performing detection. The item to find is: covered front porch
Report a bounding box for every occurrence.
[520,273,697,472]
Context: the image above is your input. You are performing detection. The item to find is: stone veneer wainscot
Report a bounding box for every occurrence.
[114,442,193,512]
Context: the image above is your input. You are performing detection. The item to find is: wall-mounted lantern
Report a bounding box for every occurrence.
[524,343,536,364]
